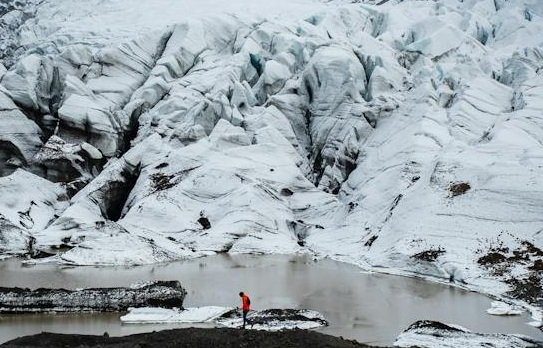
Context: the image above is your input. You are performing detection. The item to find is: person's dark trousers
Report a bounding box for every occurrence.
[242,310,249,329]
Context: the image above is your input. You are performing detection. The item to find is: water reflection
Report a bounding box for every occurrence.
[0,254,541,346]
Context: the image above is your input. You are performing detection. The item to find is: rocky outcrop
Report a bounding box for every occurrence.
[0,281,186,313]
[31,135,104,187]
[216,308,328,331]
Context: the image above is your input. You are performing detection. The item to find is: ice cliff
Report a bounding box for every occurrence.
[0,0,542,312]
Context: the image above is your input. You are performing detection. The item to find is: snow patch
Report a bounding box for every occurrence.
[121,306,232,323]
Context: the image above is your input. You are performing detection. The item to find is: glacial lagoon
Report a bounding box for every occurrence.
[0,254,541,346]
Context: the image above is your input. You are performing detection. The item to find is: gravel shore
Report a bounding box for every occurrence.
[1,327,385,348]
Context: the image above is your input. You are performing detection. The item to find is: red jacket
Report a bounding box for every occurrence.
[241,294,251,311]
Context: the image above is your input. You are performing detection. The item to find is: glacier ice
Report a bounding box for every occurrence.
[0,0,542,318]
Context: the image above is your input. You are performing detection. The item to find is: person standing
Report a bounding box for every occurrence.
[239,291,251,329]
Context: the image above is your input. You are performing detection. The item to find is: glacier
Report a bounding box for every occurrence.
[1,0,543,332]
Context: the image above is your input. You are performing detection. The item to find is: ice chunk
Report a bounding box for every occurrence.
[121,306,232,323]
[486,301,524,316]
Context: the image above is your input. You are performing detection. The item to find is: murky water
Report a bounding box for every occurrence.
[0,254,541,346]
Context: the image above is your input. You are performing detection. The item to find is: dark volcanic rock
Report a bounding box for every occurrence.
[0,280,186,313]
[0,328,379,348]
[215,308,328,330]
[247,308,328,327]
[405,320,465,332]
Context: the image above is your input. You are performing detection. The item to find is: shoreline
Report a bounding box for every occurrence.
[0,327,382,348]
[0,253,541,345]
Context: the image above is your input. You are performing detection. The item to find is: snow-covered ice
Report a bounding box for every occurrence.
[394,320,543,348]
[1,1,543,343]
[486,301,524,316]
[120,306,232,324]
